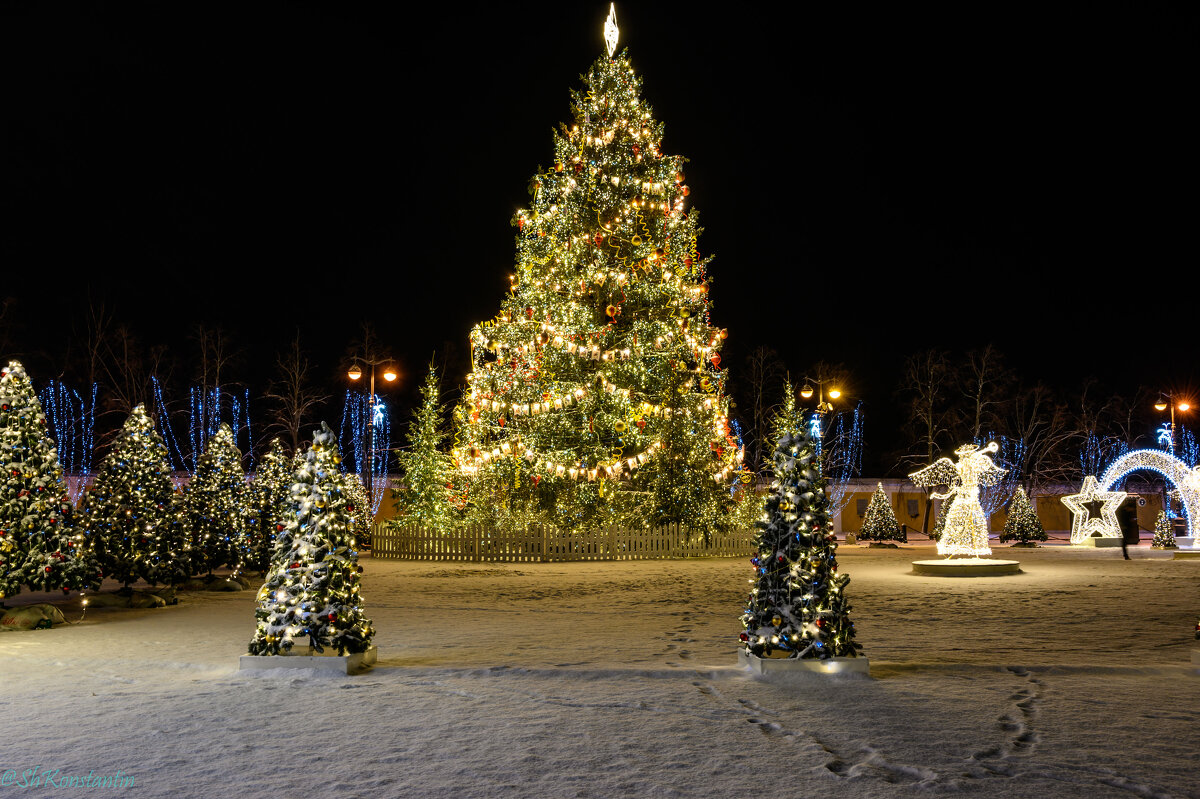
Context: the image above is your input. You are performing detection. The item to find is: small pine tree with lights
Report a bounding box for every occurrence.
[1152,511,1176,548]
[394,358,455,530]
[248,423,374,656]
[740,429,861,660]
[0,361,101,599]
[770,380,803,451]
[999,486,1047,545]
[81,404,190,586]
[343,472,372,546]
[858,483,904,543]
[182,424,247,575]
[244,438,294,573]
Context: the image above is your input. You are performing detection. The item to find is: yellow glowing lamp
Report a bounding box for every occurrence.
[828,388,842,400]
[383,368,398,382]
[799,385,814,399]
[347,365,363,381]
[1155,398,1168,411]
[1180,402,1191,412]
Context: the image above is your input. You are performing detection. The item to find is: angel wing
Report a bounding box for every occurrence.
[909,457,958,489]
[977,458,1008,487]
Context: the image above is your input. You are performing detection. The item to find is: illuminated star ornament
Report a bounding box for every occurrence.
[910,442,1006,557]
[604,3,619,58]
[1061,476,1127,544]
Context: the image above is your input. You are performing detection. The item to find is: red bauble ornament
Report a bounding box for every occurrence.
[573,162,583,174]
[498,417,506,427]
[710,353,722,368]
[739,632,749,642]
[276,524,285,532]
[525,306,534,318]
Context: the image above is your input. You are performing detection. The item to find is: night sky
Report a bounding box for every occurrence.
[1,3,1195,469]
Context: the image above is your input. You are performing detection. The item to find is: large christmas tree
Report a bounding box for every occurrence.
[0,361,100,599]
[740,429,861,660]
[248,423,374,656]
[181,423,247,576]
[244,437,294,573]
[82,404,190,587]
[451,11,741,532]
[858,483,904,543]
[395,358,455,530]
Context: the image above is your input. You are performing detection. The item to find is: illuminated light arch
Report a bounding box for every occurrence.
[1097,449,1200,540]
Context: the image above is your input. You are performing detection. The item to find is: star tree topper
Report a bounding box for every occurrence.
[1061,475,1127,544]
[604,3,619,57]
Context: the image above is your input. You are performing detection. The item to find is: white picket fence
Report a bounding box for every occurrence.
[369,522,756,562]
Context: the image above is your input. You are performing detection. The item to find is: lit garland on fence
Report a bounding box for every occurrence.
[1062,475,1126,543]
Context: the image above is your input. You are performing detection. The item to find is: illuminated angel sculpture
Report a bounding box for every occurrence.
[910,442,1007,557]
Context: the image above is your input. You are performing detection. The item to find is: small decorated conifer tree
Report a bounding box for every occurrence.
[182,424,247,575]
[244,438,294,573]
[740,428,861,660]
[999,487,1047,545]
[248,423,374,656]
[82,405,190,587]
[343,472,372,546]
[395,358,455,530]
[1152,511,1176,549]
[0,361,101,599]
[858,483,904,543]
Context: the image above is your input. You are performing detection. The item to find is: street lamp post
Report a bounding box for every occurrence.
[348,357,398,522]
[799,377,842,445]
[1154,392,1191,523]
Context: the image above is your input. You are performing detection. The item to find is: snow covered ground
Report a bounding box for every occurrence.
[1,542,1198,799]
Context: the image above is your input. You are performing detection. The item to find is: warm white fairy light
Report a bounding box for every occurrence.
[910,442,1006,557]
[1061,475,1127,544]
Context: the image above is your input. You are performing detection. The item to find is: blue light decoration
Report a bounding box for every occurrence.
[820,402,864,519]
[178,383,255,475]
[38,380,98,504]
[338,389,391,515]
[1180,427,1199,468]
[1080,431,1128,485]
[975,433,1026,517]
[1097,448,1200,539]
[1157,423,1175,452]
[152,376,187,476]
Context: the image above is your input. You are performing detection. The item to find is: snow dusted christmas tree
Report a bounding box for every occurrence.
[739,428,863,672]
[999,486,1047,545]
[1152,511,1176,549]
[244,438,293,573]
[395,358,455,530]
[0,361,100,599]
[247,423,374,663]
[451,6,741,533]
[82,404,191,587]
[857,483,904,544]
[182,423,247,576]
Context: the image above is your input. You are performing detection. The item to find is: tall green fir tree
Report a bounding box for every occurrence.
[182,424,247,575]
[740,427,861,660]
[395,358,455,530]
[343,472,372,546]
[999,486,1047,545]
[82,404,190,587]
[858,483,904,543]
[1151,511,1176,548]
[244,438,294,573]
[248,423,374,656]
[769,380,803,453]
[451,15,742,533]
[0,361,101,599]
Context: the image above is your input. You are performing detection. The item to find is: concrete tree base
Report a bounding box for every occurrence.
[239,646,377,674]
[1076,537,1122,548]
[1174,550,1200,560]
[911,558,1021,577]
[738,649,869,675]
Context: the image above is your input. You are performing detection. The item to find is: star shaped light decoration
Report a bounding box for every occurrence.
[1061,476,1127,544]
[604,3,619,58]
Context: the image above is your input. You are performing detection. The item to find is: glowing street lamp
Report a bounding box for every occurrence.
[1154,392,1191,454]
[347,356,399,519]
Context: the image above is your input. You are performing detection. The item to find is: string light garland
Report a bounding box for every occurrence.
[38,380,98,504]
[1094,448,1200,540]
[338,390,391,516]
[910,442,1006,557]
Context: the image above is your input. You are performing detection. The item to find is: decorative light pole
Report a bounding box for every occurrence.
[799,377,842,457]
[1154,393,1191,454]
[347,357,398,519]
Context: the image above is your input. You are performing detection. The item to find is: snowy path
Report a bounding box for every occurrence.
[1,545,1197,798]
